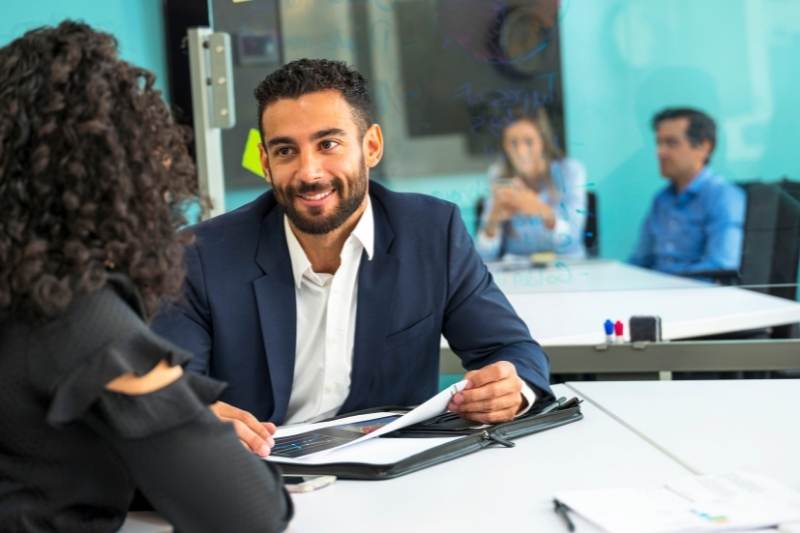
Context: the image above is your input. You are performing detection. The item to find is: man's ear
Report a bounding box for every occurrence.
[696,139,713,160]
[362,124,384,169]
[258,142,272,185]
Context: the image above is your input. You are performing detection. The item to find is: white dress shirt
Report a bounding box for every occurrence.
[283,199,374,424]
[283,198,536,424]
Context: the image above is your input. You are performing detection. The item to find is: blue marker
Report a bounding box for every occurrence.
[603,319,614,344]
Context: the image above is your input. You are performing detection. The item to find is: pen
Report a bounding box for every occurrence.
[614,320,624,343]
[553,499,575,531]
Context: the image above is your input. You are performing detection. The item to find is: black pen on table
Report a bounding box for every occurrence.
[553,499,575,531]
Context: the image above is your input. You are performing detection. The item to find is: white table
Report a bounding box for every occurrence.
[285,385,692,533]
[565,379,800,490]
[488,259,704,295]
[123,380,800,532]
[498,260,800,345]
[442,260,800,348]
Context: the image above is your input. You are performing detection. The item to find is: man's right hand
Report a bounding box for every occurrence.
[210,401,276,457]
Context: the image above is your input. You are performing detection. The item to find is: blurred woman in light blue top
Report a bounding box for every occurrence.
[476,108,587,260]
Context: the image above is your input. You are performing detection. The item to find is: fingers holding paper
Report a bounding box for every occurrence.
[210,400,276,457]
[447,361,524,424]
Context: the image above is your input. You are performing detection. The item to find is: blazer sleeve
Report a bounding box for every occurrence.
[440,205,553,401]
[151,243,214,375]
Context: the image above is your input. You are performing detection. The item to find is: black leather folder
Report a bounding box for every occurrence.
[273,397,582,480]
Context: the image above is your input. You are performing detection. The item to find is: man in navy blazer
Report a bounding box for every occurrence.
[153,59,552,457]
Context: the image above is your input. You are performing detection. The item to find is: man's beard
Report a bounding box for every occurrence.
[275,164,368,235]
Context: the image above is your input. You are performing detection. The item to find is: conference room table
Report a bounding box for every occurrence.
[439,259,800,375]
[484,259,800,345]
[121,380,800,532]
[566,379,800,491]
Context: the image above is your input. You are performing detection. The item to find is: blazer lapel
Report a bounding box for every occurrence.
[253,207,296,422]
[340,198,398,413]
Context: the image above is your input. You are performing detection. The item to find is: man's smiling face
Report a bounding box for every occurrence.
[259,89,370,235]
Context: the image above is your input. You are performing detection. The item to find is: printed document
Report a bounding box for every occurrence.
[268,379,468,463]
[555,471,800,533]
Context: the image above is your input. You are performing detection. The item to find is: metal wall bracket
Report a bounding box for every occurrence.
[188,27,236,218]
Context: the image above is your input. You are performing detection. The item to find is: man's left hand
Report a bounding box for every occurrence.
[447,361,524,424]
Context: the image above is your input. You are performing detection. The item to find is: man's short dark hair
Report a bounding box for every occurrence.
[254,58,373,142]
[652,107,717,164]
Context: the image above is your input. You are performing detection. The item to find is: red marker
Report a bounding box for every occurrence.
[614,320,624,343]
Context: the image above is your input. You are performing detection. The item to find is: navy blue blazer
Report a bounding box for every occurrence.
[152,183,553,423]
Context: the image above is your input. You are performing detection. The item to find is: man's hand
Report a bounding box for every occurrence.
[447,361,524,424]
[210,401,276,457]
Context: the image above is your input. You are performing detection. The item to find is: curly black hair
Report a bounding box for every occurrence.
[0,20,201,322]
[254,58,373,141]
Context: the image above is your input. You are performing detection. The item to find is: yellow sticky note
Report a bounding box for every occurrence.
[242,128,264,177]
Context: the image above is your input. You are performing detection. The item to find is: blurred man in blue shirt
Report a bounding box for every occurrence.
[630,108,745,275]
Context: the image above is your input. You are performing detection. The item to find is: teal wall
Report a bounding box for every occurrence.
[225,0,800,264]
[1,0,168,93]
[561,0,800,260]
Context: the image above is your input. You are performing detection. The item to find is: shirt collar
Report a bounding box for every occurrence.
[284,197,374,289]
[679,166,713,196]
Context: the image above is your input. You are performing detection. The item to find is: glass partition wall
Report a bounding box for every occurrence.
[170,0,800,375]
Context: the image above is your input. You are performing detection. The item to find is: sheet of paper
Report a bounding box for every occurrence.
[268,436,460,466]
[270,380,468,461]
[555,472,800,533]
[351,379,468,441]
[273,412,402,439]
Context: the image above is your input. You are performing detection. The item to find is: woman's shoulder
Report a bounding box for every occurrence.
[551,157,587,186]
[551,157,585,176]
[26,276,184,393]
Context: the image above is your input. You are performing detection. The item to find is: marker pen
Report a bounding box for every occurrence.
[603,319,614,344]
[614,320,624,343]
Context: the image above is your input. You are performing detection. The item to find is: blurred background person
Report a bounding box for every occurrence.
[0,21,291,532]
[475,107,588,261]
[629,107,745,275]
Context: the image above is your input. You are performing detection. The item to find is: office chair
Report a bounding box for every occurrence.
[779,177,800,203]
[585,191,600,258]
[688,182,800,338]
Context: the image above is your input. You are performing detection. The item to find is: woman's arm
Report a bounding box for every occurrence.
[94,365,292,533]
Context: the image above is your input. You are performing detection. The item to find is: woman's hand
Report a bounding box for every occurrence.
[495,180,557,229]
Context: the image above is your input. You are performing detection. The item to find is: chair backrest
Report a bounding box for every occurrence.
[739,182,800,301]
[474,196,485,235]
[779,177,800,202]
[584,191,599,258]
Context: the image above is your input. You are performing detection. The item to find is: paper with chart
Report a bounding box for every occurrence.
[269,379,468,462]
[554,471,800,533]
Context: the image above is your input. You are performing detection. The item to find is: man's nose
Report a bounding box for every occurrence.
[296,150,324,181]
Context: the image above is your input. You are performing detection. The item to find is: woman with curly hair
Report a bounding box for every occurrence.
[0,21,291,532]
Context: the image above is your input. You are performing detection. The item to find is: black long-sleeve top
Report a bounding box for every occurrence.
[0,276,293,532]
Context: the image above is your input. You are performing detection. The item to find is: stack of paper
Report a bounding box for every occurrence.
[554,472,800,533]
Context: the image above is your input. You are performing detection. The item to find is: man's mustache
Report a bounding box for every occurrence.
[289,179,342,195]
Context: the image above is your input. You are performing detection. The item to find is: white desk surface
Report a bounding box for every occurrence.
[479,260,800,346]
[286,385,691,533]
[489,259,704,294]
[566,379,800,490]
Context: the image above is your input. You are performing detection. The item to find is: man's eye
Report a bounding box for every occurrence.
[320,140,339,150]
[274,147,294,157]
